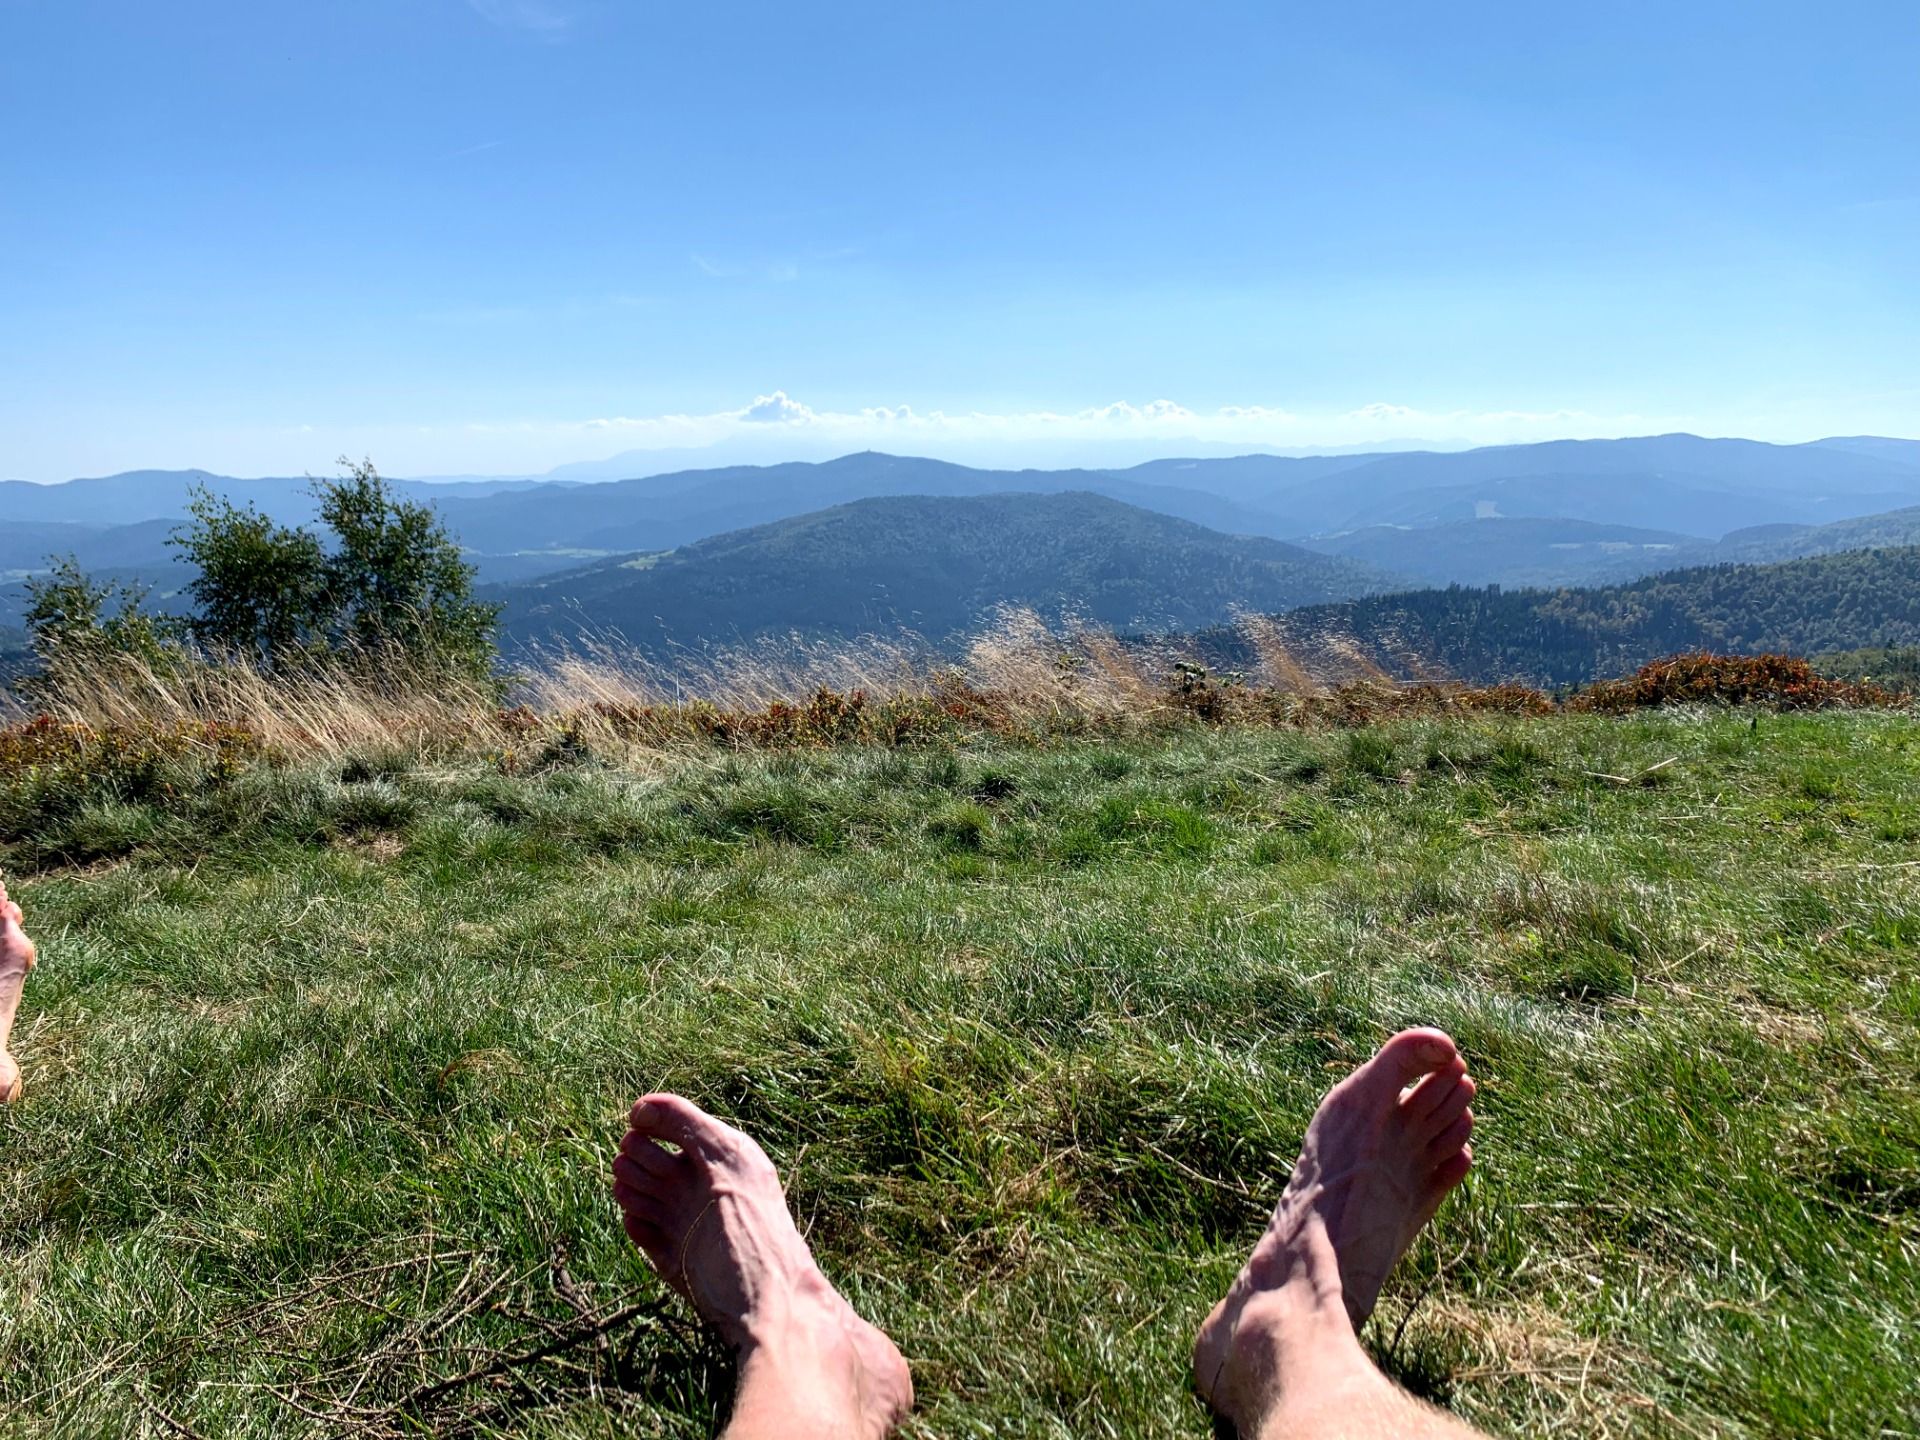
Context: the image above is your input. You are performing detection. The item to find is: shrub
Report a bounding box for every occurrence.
[20,562,189,705]
[0,714,260,852]
[1569,653,1897,713]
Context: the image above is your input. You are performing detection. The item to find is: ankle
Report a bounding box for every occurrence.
[732,1313,880,1439]
[1211,1279,1372,1436]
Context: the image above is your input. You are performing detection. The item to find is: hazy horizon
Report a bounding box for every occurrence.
[8,427,1920,489]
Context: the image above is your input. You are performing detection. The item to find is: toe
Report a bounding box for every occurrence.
[1427,1110,1474,1158]
[1362,1028,1459,1094]
[1430,1144,1473,1191]
[619,1206,675,1263]
[612,1151,680,1200]
[614,1184,675,1236]
[1401,1058,1467,1116]
[1412,1074,1476,1141]
[619,1130,686,1179]
[630,1093,730,1159]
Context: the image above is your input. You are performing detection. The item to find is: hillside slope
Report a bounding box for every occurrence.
[496,491,1394,651]
[434,451,1299,555]
[1212,546,1920,687]
[2,714,1914,1438]
[1714,504,1920,564]
[1298,517,1702,587]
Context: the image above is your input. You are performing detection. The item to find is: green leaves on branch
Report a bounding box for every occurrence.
[176,494,327,664]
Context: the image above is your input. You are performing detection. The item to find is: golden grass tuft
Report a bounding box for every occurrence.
[0,651,504,759]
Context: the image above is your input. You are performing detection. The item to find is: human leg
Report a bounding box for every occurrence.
[1194,1028,1489,1439]
[612,1093,912,1440]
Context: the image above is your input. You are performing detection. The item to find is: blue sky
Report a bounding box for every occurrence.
[2,0,1916,479]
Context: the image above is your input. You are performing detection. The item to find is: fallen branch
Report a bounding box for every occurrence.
[550,1244,614,1370]
[1585,756,1678,785]
[392,1300,648,1417]
[142,1399,212,1440]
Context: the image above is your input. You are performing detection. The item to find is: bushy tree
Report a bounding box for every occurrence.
[172,458,499,680]
[174,493,328,663]
[313,459,498,676]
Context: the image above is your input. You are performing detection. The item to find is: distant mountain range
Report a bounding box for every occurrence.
[487,490,1920,663]
[7,433,1919,575]
[5,434,1920,662]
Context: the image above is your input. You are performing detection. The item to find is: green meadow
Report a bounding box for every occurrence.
[2,708,1917,1437]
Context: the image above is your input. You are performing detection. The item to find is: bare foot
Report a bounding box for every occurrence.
[613,1093,912,1439]
[1194,1029,1476,1429]
[0,879,36,1104]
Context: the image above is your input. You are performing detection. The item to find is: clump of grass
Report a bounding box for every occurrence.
[1346,729,1399,779]
[927,801,993,851]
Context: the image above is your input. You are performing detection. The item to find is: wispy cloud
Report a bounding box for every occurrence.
[691,253,802,283]
[442,139,506,161]
[464,0,571,37]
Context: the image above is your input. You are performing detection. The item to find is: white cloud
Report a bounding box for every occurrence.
[740,391,817,424]
[1350,402,1418,423]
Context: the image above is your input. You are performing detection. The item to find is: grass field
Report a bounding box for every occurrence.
[2,707,1917,1437]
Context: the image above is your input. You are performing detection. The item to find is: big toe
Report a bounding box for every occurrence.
[1357,1028,1459,1098]
[629,1092,732,1159]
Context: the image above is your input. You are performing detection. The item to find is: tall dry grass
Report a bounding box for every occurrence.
[0,607,1408,761]
[516,630,933,715]
[0,652,504,759]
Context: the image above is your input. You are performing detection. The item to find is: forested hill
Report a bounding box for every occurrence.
[496,491,1393,652]
[1714,504,1920,564]
[1206,546,1920,687]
